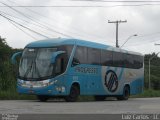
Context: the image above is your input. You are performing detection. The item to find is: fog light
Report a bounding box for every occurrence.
[48,90,52,93]
[56,86,65,92]
[61,87,65,92]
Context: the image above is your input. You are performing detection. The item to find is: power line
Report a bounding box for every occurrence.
[70,0,160,2]
[121,32,160,47]
[4,0,85,39]
[8,20,38,40]
[123,39,157,47]
[22,7,105,40]
[123,37,160,47]
[0,1,55,34]
[138,32,160,38]
[126,32,160,46]
[0,11,54,38]
[0,1,74,38]
[1,0,160,47]
[0,13,50,39]
[5,0,111,41]
[0,11,60,38]
[1,0,160,4]
[1,4,160,7]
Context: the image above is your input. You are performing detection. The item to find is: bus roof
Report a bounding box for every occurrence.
[26,38,109,48]
[26,38,143,56]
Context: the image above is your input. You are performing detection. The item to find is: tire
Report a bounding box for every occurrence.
[94,95,106,101]
[65,85,79,102]
[117,86,130,100]
[37,95,49,102]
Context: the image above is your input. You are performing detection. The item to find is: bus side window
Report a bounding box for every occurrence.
[101,50,113,66]
[113,51,123,67]
[72,46,87,66]
[126,54,134,68]
[133,55,143,69]
[55,58,61,75]
[55,56,65,75]
[88,48,101,65]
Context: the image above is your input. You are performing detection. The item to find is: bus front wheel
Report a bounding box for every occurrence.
[117,86,130,100]
[65,85,79,102]
[37,95,49,102]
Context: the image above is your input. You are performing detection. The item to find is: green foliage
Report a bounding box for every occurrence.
[0,37,11,60]
[0,82,36,100]
[144,53,160,90]
[0,37,26,99]
[0,37,14,91]
[132,89,160,98]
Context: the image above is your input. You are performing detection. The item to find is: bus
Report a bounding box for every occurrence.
[11,38,144,102]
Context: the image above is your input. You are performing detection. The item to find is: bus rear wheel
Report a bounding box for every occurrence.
[37,95,49,102]
[117,86,130,100]
[65,85,79,102]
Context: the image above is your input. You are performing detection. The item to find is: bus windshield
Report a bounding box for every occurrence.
[19,48,57,80]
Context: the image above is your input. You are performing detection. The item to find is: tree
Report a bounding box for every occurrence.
[144,53,160,90]
[0,36,13,91]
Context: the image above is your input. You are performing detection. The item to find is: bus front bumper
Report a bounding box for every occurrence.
[17,79,67,96]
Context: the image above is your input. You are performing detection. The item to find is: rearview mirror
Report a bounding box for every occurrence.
[72,58,80,66]
[11,52,22,64]
[51,51,66,64]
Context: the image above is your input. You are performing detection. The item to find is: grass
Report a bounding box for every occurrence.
[0,89,36,100]
[132,89,160,98]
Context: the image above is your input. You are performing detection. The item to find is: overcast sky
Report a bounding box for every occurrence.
[0,0,160,55]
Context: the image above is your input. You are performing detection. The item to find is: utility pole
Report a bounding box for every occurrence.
[108,20,127,48]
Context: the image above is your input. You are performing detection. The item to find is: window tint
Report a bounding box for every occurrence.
[102,50,143,69]
[88,48,101,65]
[74,46,87,64]
[125,54,134,68]
[133,55,143,69]
[101,50,112,66]
[73,46,143,69]
[58,45,73,73]
[124,54,143,69]
[113,51,124,67]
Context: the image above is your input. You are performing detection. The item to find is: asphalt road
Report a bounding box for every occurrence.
[0,98,160,120]
[0,97,160,114]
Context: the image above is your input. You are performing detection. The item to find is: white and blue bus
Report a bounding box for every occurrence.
[12,38,144,102]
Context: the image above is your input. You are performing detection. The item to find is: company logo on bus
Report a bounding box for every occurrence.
[105,70,118,92]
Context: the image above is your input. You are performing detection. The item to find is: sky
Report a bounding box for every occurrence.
[0,0,160,55]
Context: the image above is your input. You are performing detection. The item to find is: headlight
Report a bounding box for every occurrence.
[18,79,57,88]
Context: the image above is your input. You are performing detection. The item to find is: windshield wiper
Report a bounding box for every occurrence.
[33,60,41,78]
[24,60,33,78]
